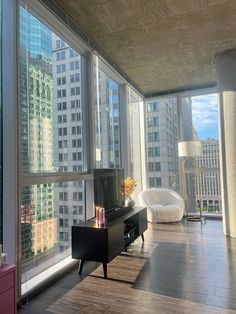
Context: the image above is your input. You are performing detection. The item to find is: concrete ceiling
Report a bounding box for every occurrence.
[51,0,236,96]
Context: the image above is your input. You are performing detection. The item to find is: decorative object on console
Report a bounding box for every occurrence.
[127,198,135,208]
[95,206,100,226]
[122,177,137,208]
[95,206,105,227]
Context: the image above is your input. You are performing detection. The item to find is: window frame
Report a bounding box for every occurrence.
[14,0,143,299]
[17,0,93,298]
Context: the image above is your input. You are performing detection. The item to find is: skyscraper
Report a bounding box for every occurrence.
[146,97,179,191]
[52,35,84,252]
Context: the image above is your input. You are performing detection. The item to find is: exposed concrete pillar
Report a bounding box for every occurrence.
[216,49,236,237]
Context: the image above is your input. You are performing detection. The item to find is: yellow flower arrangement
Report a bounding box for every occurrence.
[122,176,137,199]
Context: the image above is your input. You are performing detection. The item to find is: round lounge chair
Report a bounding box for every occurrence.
[138,188,184,223]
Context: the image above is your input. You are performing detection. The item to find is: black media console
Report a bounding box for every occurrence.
[72,206,147,278]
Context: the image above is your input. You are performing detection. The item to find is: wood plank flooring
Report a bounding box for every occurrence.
[18,220,236,314]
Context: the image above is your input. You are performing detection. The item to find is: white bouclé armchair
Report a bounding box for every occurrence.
[138,188,184,223]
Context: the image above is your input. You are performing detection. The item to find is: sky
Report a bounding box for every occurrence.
[191,94,218,140]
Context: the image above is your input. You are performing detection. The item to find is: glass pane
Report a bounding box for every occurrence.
[19,6,84,174]
[19,5,87,295]
[181,94,221,215]
[145,97,179,192]
[93,59,121,168]
[127,88,144,200]
[20,180,85,293]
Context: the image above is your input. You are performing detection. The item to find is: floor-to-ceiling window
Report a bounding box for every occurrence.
[93,56,121,169]
[19,4,89,295]
[15,0,149,298]
[144,92,220,217]
[181,93,221,215]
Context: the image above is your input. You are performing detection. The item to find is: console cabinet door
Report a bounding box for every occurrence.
[72,227,108,262]
[108,223,124,261]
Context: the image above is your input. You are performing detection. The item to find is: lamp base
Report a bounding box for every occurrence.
[186,215,206,223]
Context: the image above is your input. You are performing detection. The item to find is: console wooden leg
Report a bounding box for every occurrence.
[103,262,107,279]
[141,233,144,242]
[78,259,85,274]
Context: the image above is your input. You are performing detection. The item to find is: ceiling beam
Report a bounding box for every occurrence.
[144,82,217,99]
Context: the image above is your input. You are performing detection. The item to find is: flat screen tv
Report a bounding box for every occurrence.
[94,168,125,213]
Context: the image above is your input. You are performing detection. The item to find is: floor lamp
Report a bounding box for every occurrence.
[178,140,205,222]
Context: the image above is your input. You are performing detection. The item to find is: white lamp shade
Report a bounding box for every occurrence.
[178,140,201,157]
[96,148,101,161]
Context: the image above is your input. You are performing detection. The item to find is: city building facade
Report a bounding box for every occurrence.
[145,97,179,192]
[196,138,221,213]
[52,35,84,253]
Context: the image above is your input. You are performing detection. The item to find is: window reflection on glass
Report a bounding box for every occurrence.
[19,7,83,174]
[94,58,121,168]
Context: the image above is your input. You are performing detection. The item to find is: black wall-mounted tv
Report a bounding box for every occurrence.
[94,168,125,213]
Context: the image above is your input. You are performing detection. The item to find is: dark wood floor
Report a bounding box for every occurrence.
[18,220,236,314]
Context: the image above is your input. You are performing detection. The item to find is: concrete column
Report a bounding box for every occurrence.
[216,49,236,237]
